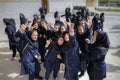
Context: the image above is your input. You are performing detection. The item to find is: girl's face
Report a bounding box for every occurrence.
[57,37,64,46]
[64,33,70,42]
[95,14,99,18]
[54,26,59,32]
[33,23,38,29]
[93,31,98,42]
[41,21,46,27]
[60,26,66,33]
[36,20,41,26]
[31,31,38,41]
[78,27,84,35]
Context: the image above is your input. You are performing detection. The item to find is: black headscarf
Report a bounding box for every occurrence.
[3,18,16,31]
[3,18,10,25]
[92,30,110,48]
[28,30,39,48]
[88,30,110,60]
[9,18,16,30]
[89,31,110,60]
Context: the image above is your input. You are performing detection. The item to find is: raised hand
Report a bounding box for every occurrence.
[19,24,26,33]
[45,38,52,48]
[66,22,74,30]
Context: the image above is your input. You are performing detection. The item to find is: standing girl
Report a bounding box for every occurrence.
[86,30,110,80]
[62,22,80,80]
[3,18,17,61]
[19,27,41,80]
[44,35,64,80]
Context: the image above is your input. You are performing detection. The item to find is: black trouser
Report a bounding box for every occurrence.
[28,70,35,80]
[39,50,46,62]
[44,60,60,80]
[90,79,103,80]
[64,68,79,80]
[35,60,41,76]
[79,53,88,76]
[12,48,17,57]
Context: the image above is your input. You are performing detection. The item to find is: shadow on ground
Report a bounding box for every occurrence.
[109,31,120,33]
[110,45,120,49]
[110,45,120,57]
[107,63,120,73]
[111,50,120,57]
[0,40,8,42]
[0,47,10,52]
[110,25,120,30]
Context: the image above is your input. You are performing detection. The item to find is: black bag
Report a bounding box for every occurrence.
[13,36,20,43]
[10,35,20,46]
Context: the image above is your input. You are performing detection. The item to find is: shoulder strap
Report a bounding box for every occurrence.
[22,42,29,54]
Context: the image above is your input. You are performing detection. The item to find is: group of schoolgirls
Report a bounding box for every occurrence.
[3,7,109,80]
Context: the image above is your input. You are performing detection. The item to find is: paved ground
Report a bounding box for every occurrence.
[0,4,120,80]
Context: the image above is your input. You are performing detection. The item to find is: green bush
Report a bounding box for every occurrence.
[99,0,108,4]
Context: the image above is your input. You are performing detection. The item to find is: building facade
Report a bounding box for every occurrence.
[0,0,99,12]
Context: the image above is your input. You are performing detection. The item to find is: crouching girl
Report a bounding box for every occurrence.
[19,25,41,80]
[44,36,64,80]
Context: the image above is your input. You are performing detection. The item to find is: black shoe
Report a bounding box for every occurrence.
[35,76,43,80]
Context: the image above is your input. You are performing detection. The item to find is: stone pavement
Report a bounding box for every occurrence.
[0,5,120,80]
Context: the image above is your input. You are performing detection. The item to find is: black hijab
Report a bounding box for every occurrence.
[3,18,10,25]
[3,18,16,31]
[92,30,110,48]
[89,30,110,57]
[88,30,110,60]
[28,30,38,48]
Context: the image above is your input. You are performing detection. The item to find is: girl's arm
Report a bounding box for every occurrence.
[66,22,75,36]
[45,39,52,49]
[66,22,79,50]
[18,25,29,42]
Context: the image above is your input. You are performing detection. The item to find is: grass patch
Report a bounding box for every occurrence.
[96,8,120,12]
